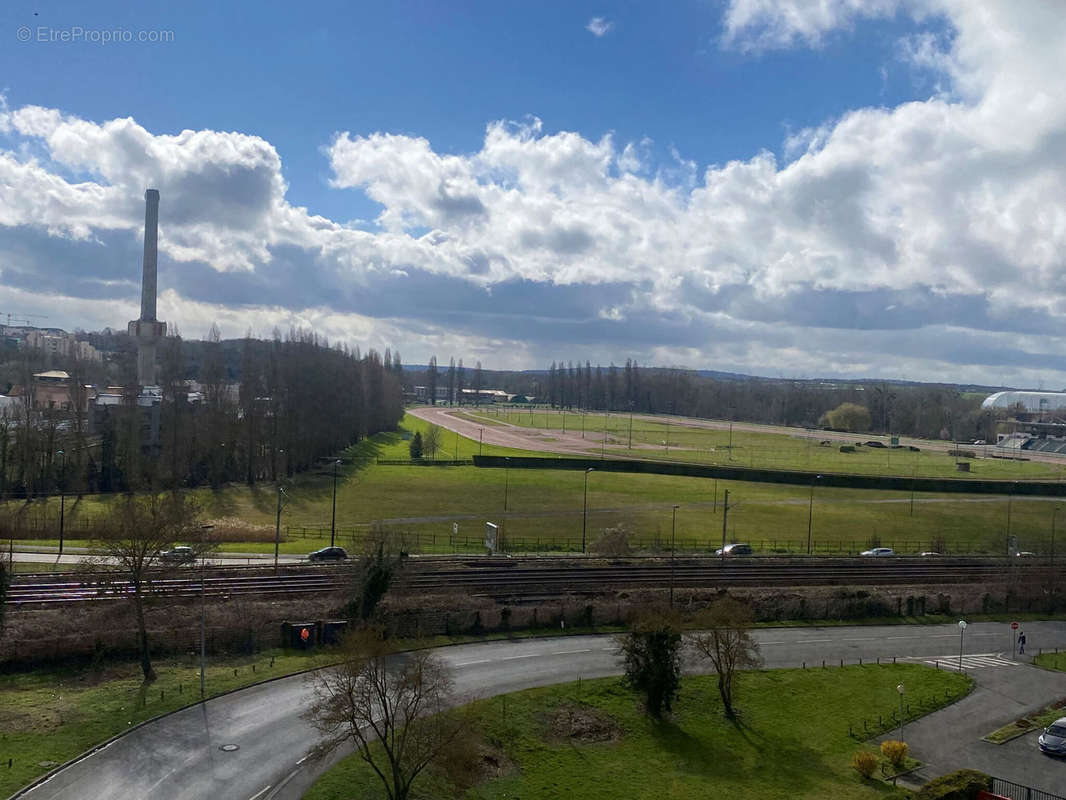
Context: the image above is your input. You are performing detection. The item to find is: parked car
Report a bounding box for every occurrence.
[308,546,349,563]
[715,543,754,556]
[159,546,196,564]
[1038,717,1066,755]
[860,547,895,557]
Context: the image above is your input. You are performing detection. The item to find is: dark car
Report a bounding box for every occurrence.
[159,546,196,564]
[1039,717,1066,755]
[715,543,753,556]
[309,546,349,563]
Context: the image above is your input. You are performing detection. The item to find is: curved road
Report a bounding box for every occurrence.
[13,621,1066,800]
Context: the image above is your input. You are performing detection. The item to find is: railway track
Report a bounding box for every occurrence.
[5,559,1039,605]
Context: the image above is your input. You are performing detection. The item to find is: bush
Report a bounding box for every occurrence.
[590,524,632,557]
[914,769,991,800]
[839,445,856,453]
[851,750,878,779]
[880,739,908,768]
[409,431,423,459]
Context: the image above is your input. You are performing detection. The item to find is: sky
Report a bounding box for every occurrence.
[1,1,1065,388]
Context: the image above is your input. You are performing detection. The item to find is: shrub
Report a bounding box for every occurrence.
[914,769,991,800]
[839,444,856,453]
[409,431,423,459]
[591,524,632,557]
[880,739,908,768]
[851,750,878,779]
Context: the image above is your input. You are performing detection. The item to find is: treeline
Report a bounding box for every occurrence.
[0,328,404,495]
[405,357,1000,442]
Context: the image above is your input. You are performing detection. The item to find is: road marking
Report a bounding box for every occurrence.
[296,755,309,765]
[455,659,492,666]
[500,653,538,661]
[248,786,272,800]
[551,648,592,655]
[918,653,1020,671]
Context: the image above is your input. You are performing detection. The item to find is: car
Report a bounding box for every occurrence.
[919,551,941,557]
[860,547,895,557]
[1015,551,1038,558]
[308,546,349,563]
[715,543,753,556]
[1039,717,1066,756]
[159,546,196,564]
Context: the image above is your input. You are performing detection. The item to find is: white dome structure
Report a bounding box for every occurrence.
[981,391,1066,412]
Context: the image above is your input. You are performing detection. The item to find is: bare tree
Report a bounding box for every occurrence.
[304,629,467,800]
[422,424,443,459]
[93,493,204,681]
[690,597,762,720]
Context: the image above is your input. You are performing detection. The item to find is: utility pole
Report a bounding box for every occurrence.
[199,524,214,698]
[330,459,340,548]
[274,484,287,575]
[582,467,594,553]
[720,490,730,564]
[56,450,65,557]
[628,403,634,449]
[670,504,680,607]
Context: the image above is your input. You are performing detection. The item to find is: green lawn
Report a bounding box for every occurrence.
[6,413,1065,556]
[306,663,971,800]
[0,648,342,798]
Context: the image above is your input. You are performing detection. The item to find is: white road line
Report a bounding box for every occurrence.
[500,654,538,661]
[296,755,309,766]
[551,649,592,655]
[454,659,492,666]
[248,786,272,800]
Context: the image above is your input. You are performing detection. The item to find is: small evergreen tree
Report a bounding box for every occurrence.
[616,607,683,718]
[409,431,423,460]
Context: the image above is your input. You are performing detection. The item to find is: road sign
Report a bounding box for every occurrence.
[958,620,967,629]
[1011,621,1019,630]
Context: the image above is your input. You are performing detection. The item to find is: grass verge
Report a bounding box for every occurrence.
[306,663,970,800]
[982,697,1066,743]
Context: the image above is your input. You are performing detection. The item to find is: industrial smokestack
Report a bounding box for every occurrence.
[140,189,159,322]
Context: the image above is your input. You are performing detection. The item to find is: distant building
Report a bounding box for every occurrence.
[7,370,95,413]
[982,391,1066,414]
[20,329,102,363]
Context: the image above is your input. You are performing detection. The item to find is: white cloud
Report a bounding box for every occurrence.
[585,16,613,38]
[3,2,1066,384]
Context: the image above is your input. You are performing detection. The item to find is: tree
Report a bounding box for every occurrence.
[304,628,467,800]
[422,424,443,458]
[93,493,204,681]
[690,597,762,720]
[616,607,683,718]
[819,402,872,432]
[426,356,438,406]
[408,431,423,460]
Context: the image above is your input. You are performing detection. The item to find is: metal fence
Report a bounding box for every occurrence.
[992,777,1066,800]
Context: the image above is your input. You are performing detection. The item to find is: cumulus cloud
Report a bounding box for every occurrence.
[586,16,613,37]
[2,1,1066,387]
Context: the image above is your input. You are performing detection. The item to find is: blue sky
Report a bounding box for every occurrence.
[2,1,1066,387]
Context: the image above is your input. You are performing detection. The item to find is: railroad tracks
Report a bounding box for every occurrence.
[5,559,1037,605]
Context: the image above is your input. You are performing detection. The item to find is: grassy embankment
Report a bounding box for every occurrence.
[7,412,1065,558]
[306,663,972,800]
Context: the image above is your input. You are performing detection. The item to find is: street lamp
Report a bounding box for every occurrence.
[199,523,215,698]
[896,683,905,743]
[806,474,822,555]
[958,619,967,673]
[1052,506,1061,566]
[582,467,594,553]
[502,457,511,550]
[670,504,680,608]
[628,402,634,449]
[274,484,288,575]
[479,428,484,456]
[56,449,66,557]
[330,459,341,548]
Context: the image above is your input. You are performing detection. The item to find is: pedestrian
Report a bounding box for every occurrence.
[1019,630,1027,655]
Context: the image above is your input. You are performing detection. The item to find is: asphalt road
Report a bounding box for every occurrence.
[13,621,1066,800]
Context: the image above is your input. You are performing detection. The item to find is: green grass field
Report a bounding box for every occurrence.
[469,406,1066,480]
[306,663,971,800]
[5,412,1064,556]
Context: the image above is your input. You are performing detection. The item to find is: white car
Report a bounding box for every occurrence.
[860,547,895,557]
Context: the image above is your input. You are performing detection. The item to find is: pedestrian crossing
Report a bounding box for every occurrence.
[922,653,1021,671]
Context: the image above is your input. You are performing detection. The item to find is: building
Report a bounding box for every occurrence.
[7,371,95,413]
[19,329,102,363]
[981,391,1066,414]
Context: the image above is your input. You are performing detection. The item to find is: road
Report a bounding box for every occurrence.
[13,621,1066,800]
[6,547,308,569]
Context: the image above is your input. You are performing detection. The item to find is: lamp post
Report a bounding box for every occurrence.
[330,459,341,548]
[958,619,967,673]
[601,414,608,459]
[897,683,905,743]
[56,449,65,557]
[199,523,215,698]
[274,484,288,575]
[1052,506,1060,566]
[582,467,594,553]
[502,457,510,549]
[479,428,484,456]
[628,403,634,449]
[670,504,680,608]
[806,474,822,555]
